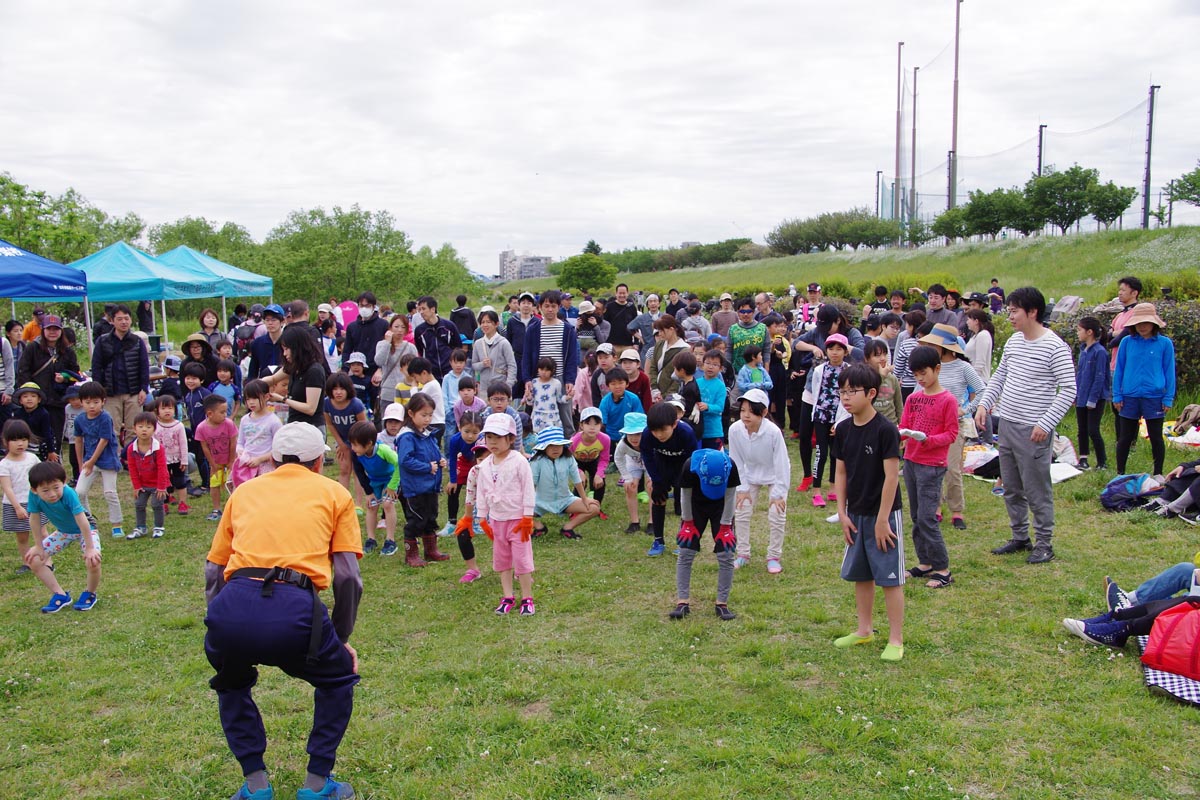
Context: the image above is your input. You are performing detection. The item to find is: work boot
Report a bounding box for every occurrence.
[421,534,450,562]
[404,538,426,568]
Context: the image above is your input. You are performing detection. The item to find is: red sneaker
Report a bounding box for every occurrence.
[598,511,609,521]
[795,477,813,493]
[177,501,191,516]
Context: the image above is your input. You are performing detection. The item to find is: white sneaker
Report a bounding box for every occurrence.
[152,527,164,539]
[126,527,147,540]
[438,522,455,537]
[825,512,840,524]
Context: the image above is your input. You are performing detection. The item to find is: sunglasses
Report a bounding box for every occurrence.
[737,308,754,314]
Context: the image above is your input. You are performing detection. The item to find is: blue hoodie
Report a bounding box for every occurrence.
[1074,341,1111,408]
[396,427,444,496]
[1113,332,1175,407]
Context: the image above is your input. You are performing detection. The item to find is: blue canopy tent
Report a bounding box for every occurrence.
[157,245,273,325]
[69,241,225,353]
[0,238,88,303]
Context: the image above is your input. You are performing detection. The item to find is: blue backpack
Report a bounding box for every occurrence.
[1100,473,1162,512]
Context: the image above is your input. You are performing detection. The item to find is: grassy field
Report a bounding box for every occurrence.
[3,415,1199,800]
[489,226,1200,306]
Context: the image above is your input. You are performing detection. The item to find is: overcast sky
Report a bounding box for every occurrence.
[2,0,1197,276]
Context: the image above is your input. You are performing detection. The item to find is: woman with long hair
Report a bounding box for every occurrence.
[648,315,689,401]
[16,314,79,449]
[267,325,326,425]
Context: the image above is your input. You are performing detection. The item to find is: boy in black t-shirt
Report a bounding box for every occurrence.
[832,364,906,662]
[669,448,740,621]
[640,403,700,558]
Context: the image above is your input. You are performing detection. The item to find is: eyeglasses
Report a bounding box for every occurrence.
[838,388,866,398]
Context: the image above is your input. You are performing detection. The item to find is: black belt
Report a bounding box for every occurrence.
[231,567,322,665]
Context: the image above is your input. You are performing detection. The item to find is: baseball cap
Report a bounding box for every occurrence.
[690,448,733,501]
[382,402,406,422]
[163,355,182,371]
[596,343,614,355]
[262,303,286,319]
[719,292,733,301]
[807,283,821,292]
[518,291,536,303]
[317,303,334,314]
[480,305,495,313]
[739,388,770,407]
[63,384,80,400]
[620,348,641,362]
[271,422,330,462]
[580,406,602,423]
[250,303,265,315]
[41,315,63,329]
[347,352,368,366]
[664,393,686,412]
[825,333,849,349]
[620,412,647,436]
[482,413,516,437]
[562,292,573,300]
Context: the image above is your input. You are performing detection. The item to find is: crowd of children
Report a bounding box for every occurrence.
[15,279,1178,667]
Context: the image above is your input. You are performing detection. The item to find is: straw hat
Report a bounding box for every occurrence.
[1123,302,1166,330]
[919,323,966,355]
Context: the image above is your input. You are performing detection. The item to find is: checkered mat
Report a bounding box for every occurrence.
[1114,588,1200,708]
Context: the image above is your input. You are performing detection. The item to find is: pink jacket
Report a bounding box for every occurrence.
[475,450,535,522]
[154,419,188,466]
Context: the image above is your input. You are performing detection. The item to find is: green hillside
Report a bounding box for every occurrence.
[493,226,1200,304]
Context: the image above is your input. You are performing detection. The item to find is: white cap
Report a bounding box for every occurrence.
[620,348,641,362]
[347,352,368,365]
[739,388,770,407]
[382,402,406,422]
[719,292,733,301]
[271,423,331,462]
[318,303,334,314]
[596,343,614,355]
[482,413,516,436]
[480,305,495,313]
[664,393,686,412]
[580,406,602,422]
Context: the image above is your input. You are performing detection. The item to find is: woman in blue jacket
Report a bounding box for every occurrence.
[1074,316,1111,470]
[1113,303,1175,476]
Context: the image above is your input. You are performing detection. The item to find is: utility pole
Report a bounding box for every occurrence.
[1037,124,1047,176]
[1168,180,1175,227]
[910,66,919,233]
[894,41,904,227]
[949,0,963,209]
[1142,84,1161,229]
[875,170,883,217]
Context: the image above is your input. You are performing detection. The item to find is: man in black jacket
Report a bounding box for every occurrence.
[90,304,149,446]
[604,283,638,348]
[247,304,286,379]
[342,292,389,378]
[413,296,459,380]
[449,295,477,342]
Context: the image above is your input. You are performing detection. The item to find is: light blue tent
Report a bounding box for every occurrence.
[70,241,223,300]
[157,245,272,297]
[69,241,225,351]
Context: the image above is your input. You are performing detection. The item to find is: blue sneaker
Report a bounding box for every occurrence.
[72,591,98,611]
[41,592,71,613]
[380,540,398,556]
[647,541,665,557]
[111,526,125,538]
[232,782,274,799]
[1062,616,1128,648]
[296,777,355,799]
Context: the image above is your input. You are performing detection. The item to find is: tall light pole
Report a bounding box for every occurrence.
[1036,123,1047,176]
[910,66,919,231]
[948,0,963,209]
[894,41,904,226]
[875,170,883,217]
[1141,84,1161,230]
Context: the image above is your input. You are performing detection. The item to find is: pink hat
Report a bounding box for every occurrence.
[825,333,850,349]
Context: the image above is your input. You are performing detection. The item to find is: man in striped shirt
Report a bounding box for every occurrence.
[974,287,1076,564]
[520,290,580,434]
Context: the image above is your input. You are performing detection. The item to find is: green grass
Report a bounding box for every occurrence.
[3,420,1199,799]
[491,226,1200,305]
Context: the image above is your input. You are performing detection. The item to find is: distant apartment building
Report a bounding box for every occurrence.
[499,250,554,281]
[681,241,701,248]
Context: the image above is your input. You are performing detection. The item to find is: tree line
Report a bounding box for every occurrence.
[0,172,480,305]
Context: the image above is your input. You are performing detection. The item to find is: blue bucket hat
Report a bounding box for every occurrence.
[690,448,732,501]
[533,427,572,451]
[620,412,647,436]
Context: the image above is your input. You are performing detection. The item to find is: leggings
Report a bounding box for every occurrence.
[577,458,606,504]
[787,374,807,433]
[797,401,815,478]
[812,419,835,489]
[1116,415,1164,475]
[1075,405,1107,466]
[447,483,462,523]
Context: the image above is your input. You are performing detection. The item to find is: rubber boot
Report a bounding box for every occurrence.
[422,534,451,562]
[405,538,426,568]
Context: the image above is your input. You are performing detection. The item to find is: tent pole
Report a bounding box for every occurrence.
[10,300,15,318]
[222,296,228,332]
[162,299,168,350]
[84,299,94,360]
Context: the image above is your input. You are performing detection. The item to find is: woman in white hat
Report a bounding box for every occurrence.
[1113,302,1175,476]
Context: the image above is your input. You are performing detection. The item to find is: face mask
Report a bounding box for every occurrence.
[358,306,375,320]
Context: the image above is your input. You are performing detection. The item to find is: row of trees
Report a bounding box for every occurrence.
[590,237,758,274]
[0,173,479,304]
[766,208,904,254]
